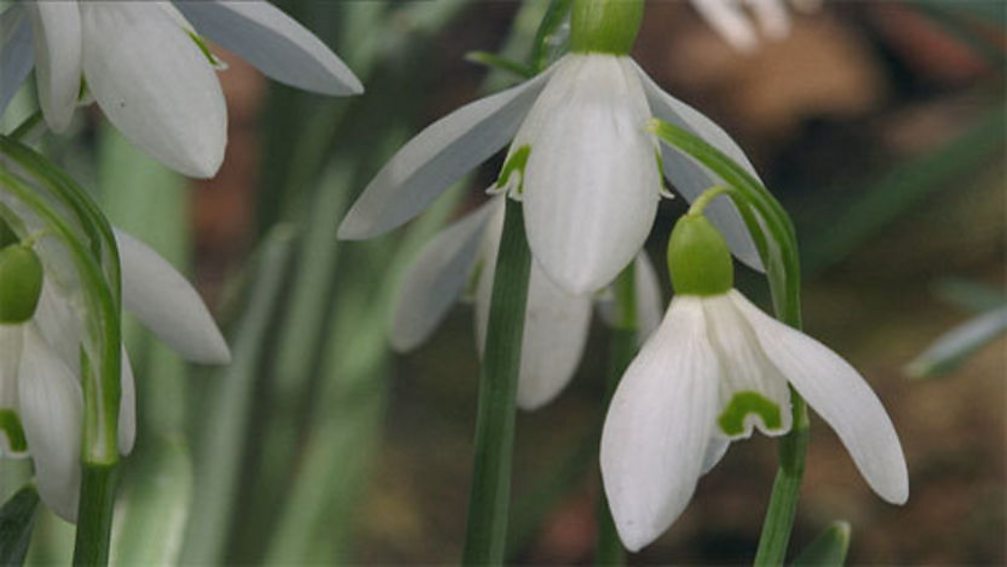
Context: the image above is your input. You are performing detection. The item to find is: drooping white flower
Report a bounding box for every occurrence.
[599,213,908,552]
[0,1,363,178]
[690,0,821,52]
[0,229,230,522]
[337,50,764,295]
[389,197,663,410]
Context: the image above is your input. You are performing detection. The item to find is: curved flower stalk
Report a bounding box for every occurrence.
[0,0,363,178]
[338,10,766,295]
[690,0,821,52]
[0,226,229,522]
[599,212,908,552]
[390,197,663,410]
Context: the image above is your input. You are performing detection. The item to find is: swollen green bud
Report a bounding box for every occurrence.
[570,0,645,55]
[667,214,733,296]
[0,244,44,324]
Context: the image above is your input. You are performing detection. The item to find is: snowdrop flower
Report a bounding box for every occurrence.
[338,0,763,296]
[690,0,821,52]
[390,197,663,410]
[600,211,908,551]
[0,228,229,522]
[0,1,362,178]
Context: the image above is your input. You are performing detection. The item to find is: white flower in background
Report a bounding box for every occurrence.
[599,213,908,551]
[0,229,230,522]
[690,0,822,52]
[0,0,363,178]
[390,197,664,410]
[337,49,764,295]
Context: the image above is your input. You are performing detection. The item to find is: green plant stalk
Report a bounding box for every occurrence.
[72,464,118,566]
[462,198,532,565]
[648,120,807,565]
[596,265,636,565]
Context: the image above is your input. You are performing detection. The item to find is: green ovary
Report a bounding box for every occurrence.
[717,391,782,436]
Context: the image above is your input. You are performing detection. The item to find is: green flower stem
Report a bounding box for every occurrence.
[596,264,636,565]
[462,198,531,565]
[72,463,118,566]
[8,111,43,141]
[648,120,808,565]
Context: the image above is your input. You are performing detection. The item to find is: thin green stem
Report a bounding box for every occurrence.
[72,464,119,566]
[595,265,636,565]
[462,198,531,565]
[8,111,43,142]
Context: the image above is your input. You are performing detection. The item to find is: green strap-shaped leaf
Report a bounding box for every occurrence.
[792,521,851,567]
[0,484,40,566]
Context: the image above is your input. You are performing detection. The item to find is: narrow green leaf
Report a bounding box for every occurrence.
[907,305,1007,379]
[792,521,851,567]
[465,51,535,79]
[0,484,39,566]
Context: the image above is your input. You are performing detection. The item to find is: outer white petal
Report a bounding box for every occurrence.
[390,200,498,352]
[32,280,84,375]
[115,229,230,365]
[703,294,792,438]
[523,55,660,294]
[474,205,592,410]
[633,61,764,272]
[24,1,81,133]
[338,68,555,240]
[516,264,592,410]
[18,327,83,522]
[690,0,759,52]
[118,346,136,456]
[1,6,35,116]
[730,290,909,504]
[174,0,362,96]
[81,2,226,178]
[600,298,720,552]
[702,435,730,474]
[633,252,663,343]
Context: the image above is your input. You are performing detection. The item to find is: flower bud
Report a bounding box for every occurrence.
[0,244,44,324]
[667,214,733,296]
[570,0,645,55]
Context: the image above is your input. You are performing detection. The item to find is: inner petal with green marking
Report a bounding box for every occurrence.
[717,390,783,437]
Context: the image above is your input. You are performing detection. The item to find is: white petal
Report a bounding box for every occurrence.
[32,280,84,376]
[690,0,759,52]
[338,68,555,240]
[24,1,81,133]
[1,6,35,116]
[730,290,909,504]
[118,346,136,456]
[633,252,663,343]
[633,61,764,272]
[523,55,660,294]
[516,263,592,410]
[18,327,83,522]
[600,298,721,552]
[81,2,226,178]
[746,0,792,40]
[174,0,362,96]
[390,200,498,352]
[473,204,592,410]
[115,229,230,365]
[703,294,792,439]
[702,435,730,474]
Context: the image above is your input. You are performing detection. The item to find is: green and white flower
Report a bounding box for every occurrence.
[0,0,362,178]
[338,50,764,295]
[0,229,229,522]
[691,0,818,52]
[599,213,908,551]
[390,197,663,410]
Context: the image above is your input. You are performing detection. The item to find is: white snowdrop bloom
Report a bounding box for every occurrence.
[0,1,362,178]
[690,0,821,52]
[389,197,664,410]
[0,229,230,522]
[599,213,908,552]
[338,27,764,296]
